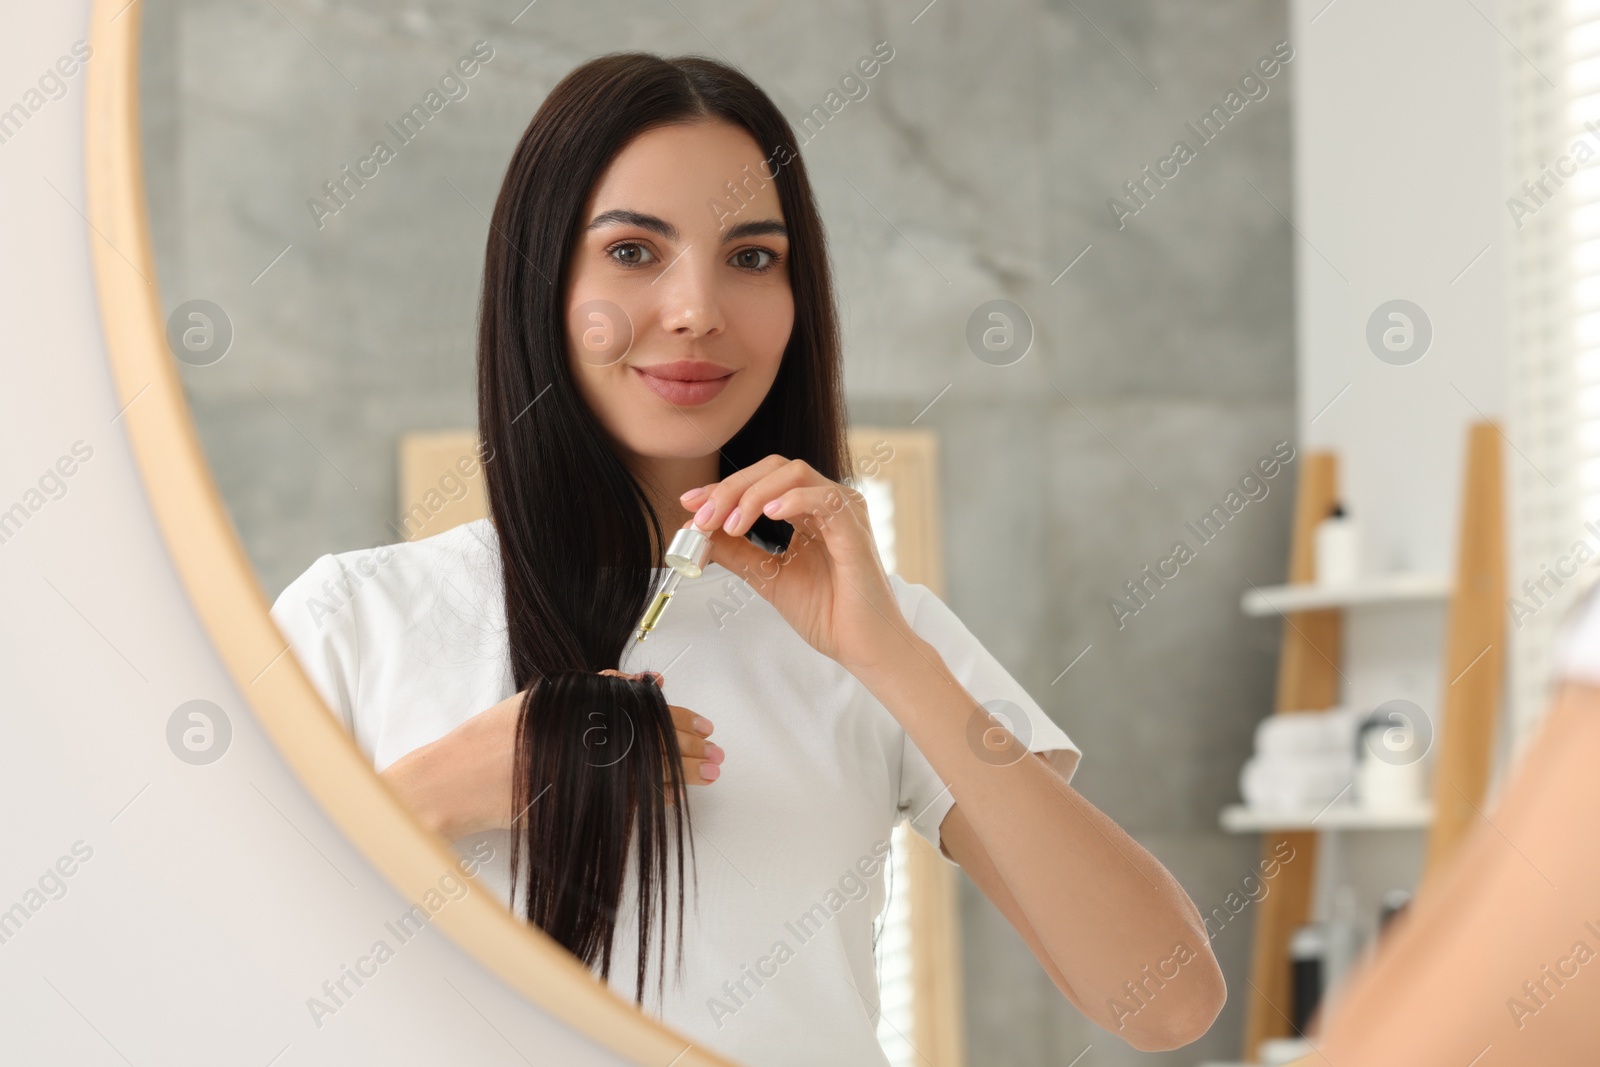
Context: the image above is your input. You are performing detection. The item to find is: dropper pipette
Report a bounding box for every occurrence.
[633,525,712,643]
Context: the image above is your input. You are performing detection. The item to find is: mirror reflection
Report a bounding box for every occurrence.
[139,5,1488,1066]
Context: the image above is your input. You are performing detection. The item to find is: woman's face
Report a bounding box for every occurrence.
[565,119,793,467]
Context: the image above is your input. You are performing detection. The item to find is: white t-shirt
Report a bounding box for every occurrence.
[269,517,1081,1066]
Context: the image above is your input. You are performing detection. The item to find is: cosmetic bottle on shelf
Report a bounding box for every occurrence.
[1289,922,1327,1035]
[1315,502,1359,586]
[1323,886,1363,993]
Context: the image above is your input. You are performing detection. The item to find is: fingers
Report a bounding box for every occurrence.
[666,702,721,787]
[667,700,711,739]
[674,723,710,760]
[591,674,725,791]
[585,681,723,806]
[695,523,780,590]
[682,734,724,781]
[598,668,664,687]
[757,483,858,542]
[681,454,822,537]
[667,732,722,805]
[726,461,829,538]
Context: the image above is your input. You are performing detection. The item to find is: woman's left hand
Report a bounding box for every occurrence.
[680,455,915,674]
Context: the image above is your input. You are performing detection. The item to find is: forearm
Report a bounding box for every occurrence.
[1312,682,1600,1065]
[852,634,1223,1042]
[378,693,520,840]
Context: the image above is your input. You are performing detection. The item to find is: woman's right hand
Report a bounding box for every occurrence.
[378,672,724,841]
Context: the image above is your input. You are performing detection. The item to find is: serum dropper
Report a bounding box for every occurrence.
[634,525,712,643]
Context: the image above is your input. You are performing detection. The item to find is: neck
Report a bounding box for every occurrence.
[626,451,721,560]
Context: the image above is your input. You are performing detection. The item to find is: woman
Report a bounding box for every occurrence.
[270,52,1224,1064]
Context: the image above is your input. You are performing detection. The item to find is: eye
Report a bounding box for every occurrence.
[730,247,781,273]
[606,241,656,267]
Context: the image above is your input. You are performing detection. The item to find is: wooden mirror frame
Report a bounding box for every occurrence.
[85,2,740,1062]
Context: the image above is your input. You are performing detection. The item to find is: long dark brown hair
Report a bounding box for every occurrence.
[476,53,848,1005]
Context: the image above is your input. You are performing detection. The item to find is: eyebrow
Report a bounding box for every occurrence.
[585,209,788,244]
[722,218,788,241]
[587,209,677,241]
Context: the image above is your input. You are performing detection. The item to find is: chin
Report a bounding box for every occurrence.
[620,424,736,462]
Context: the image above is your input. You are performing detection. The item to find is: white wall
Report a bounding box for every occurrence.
[1293,0,1509,574]
[0,6,633,1063]
[1288,0,1514,1002]
[1291,0,1515,752]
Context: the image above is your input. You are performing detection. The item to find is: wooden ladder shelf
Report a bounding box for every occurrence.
[1242,422,1505,1062]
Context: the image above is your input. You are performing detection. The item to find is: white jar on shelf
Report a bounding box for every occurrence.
[1315,502,1360,586]
[1354,711,1427,808]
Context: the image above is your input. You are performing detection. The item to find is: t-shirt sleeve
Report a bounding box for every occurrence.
[1552,580,1600,686]
[891,576,1083,864]
[268,553,360,738]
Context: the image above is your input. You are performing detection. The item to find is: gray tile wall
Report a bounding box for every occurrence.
[142,2,1294,1062]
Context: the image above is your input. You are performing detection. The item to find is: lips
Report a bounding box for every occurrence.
[633,360,735,406]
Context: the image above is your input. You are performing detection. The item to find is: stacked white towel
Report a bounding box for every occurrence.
[1239,706,1363,810]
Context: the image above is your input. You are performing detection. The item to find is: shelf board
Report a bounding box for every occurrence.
[1220,801,1433,832]
[1240,573,1450,616]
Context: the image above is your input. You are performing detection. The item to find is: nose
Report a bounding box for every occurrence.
[657,250,724,338]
